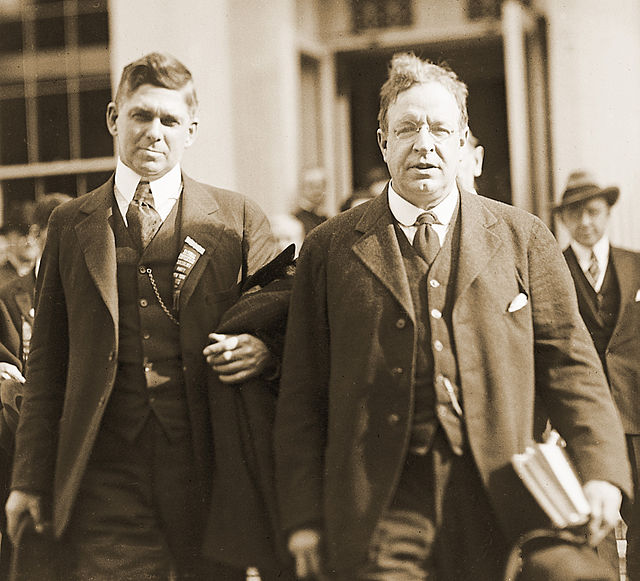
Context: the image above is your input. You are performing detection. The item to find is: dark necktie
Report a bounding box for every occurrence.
[126,180,162,251]
[586,251,600,288]
[413,211,441,265]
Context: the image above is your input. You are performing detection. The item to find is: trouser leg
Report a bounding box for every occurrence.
[63,419,208,581]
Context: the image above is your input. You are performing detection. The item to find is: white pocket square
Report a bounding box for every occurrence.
[635,289,640,302]
[508,292,528,313]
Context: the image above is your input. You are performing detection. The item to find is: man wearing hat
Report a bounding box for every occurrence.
[556,170,640,580]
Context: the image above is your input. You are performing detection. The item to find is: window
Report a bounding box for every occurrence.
[0,0,114,221]
[350,0,413,33]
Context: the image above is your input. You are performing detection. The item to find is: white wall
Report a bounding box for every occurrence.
[227,0,299,214]
[540,0,640,250]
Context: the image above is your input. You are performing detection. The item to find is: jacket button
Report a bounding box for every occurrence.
[108,351,115,361]
[433,340,443,352]
[431,308,442,319]
[138,265,146,274]
[387,413,400,425]
[396,318,406,329]
[392,367,404,376]
[139,298,148,307]
[98,396,105,406]
[430,279,440,288]
[142,331,150,340]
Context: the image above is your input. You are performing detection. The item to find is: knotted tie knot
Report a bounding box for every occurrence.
[414,211,439,228]
[132,180,154,208]
[413,211,441,265]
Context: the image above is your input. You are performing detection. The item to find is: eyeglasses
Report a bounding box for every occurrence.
[393,122,456,144]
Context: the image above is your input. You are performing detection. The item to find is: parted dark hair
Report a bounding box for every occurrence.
[378,52,468,136]
[114,52,198,114]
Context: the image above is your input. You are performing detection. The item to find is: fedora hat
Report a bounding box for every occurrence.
[554,170,619,212]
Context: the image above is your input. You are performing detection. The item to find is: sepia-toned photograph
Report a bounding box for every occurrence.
[0,1,638,579]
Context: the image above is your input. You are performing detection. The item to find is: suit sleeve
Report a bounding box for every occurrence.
[528,218,632,497]
[274,231,330,533]
[243,197,278,280]
[11,207,68,496]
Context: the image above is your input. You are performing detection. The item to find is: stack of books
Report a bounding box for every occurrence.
[511,430,591,529]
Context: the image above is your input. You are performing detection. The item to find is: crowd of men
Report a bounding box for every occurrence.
[0,50,637,581]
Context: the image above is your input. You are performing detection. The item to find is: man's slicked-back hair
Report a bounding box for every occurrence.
[378,52,468,136]
[114,52,198,115]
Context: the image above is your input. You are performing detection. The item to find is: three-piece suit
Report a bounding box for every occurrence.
[11,174,278,578]
[565,245,640,580]
[275,189,631,578]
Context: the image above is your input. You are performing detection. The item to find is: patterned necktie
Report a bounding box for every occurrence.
[126,180,162,251]
[586,250,600,288]
[413,211,441,265]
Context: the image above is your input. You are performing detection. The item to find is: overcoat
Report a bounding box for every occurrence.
[11,174,276,545]
[275,189,632,572]
[564,245,640,434]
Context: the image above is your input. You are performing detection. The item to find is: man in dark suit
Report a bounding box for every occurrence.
[0,218,38,289]
[556,170,640,580]
[294,167,327,236]
[274,53,631,580]
[5,52,281,580]
[0,193,71,578]
[0,194,73,382]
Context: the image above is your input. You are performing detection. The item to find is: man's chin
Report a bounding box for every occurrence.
[133,160,169,179]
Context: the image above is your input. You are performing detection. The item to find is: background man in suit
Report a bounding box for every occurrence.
[0,213,39,289]
[5,52,279,580]
[0,194,72,386]
[456,127,484,193]
[0,192,71,578]
[294,167,327,236]
[556,170,640,580]
[274,53,630,580]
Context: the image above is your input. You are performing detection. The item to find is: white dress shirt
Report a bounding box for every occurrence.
[387,182,459,246]
[113,159,183,225]
[570,235,609,292]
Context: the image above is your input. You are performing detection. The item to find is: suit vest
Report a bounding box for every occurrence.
[395,206,465,456]
[101,196,189,442]
[569,251,620,375]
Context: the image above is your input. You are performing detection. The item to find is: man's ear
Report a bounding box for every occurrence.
[106,102,118,137]
[459,125,469,148]
[185,118,199,148]
[377,128,388,160]
[473,145,485,178]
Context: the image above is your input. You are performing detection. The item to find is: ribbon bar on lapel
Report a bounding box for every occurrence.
[173,236,205,310]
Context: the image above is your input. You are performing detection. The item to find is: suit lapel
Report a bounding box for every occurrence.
[453,191,503,303]
[75,178,118,326]
[352,191,415,322]
[176,175,222,311]
[610,247,638,328]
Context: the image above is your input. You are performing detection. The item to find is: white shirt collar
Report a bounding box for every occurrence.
[570,235,609,291]
[388,182,459,245]
[113,159,182,223]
